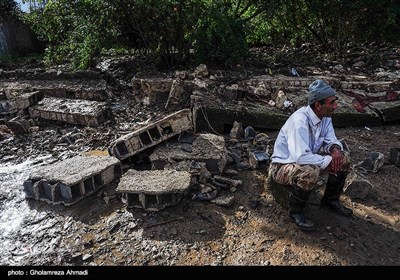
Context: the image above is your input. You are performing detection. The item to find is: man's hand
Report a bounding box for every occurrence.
[329,146,343,173]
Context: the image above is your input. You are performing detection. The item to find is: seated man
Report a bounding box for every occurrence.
[269,79,353,231]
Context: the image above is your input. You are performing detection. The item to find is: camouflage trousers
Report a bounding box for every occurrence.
[268,153,351,191]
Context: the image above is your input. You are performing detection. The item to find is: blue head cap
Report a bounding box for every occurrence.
[308,79,336,105]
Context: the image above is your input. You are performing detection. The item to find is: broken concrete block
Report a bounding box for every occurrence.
[192,64,209,78]
[369,99,400,123]
[192,101,288,134]
[332,93,381,127]
[355,152,384,173]
[229,121,244,140]
[29,97,110,127]
[249,150,270,169]
[219,84,242,101]
[116,169,193,211]
[165,79,184,109]
[193,78,208,88]
[13,91,43,110]
[343,81,396,92]
[137,78,173,106]
[6,116,31,135]
[150,133,227,174]
[1,75,109,101]
[23,155,121,206]
[165,79,192,109]
[108,109,193,161]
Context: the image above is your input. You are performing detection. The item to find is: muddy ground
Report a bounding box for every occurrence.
[1,47,400,268]
[1,125,400,267]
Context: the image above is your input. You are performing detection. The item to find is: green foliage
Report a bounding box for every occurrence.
[191,1,249,66]
[0,0,21,18]
[24,0,117,69]
[19,0,400,69]
[23,0,206,69]
[110,0,204,68]
[353,0,400,44]
[247,0,400,52]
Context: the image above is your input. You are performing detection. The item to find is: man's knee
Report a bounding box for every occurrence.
[270,163,320,190]
[295,165,320,191]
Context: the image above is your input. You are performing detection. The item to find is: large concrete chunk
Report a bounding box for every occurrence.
[108,109,193,160]
[150,133,227,174]
[341,80,400,92]
[240,76,325,94]
[0,75,109,101]
[369,99,400,123]
[132,78,174,106]
[11,91,44,110]
[192,100,288,133]
[6,116,31,135]
[0,91,44,119]
[332,92,381,127]
[29,97,110,127]
[116,169,192,211]
[192,76,399,130]
[23,155,121,206]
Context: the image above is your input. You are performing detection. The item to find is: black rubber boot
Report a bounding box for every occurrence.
[321,172,353,217]
[289,186,316,231]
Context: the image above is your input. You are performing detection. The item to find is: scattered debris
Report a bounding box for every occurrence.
[355,152,384,173]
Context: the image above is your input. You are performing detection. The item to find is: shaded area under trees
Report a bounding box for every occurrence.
[2,0,400,70]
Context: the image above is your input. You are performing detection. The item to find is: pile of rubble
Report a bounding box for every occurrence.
[1,55,400,211]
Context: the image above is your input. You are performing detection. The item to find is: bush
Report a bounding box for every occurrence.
[192,4,249,67]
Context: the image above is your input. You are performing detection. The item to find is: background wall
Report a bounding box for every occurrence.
[0,16,41,57]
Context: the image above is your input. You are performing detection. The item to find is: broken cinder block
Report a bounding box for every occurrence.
[116,169,193,211]
[23,155,121,206]
[29,97,110,127]
[150,133,227,174]
[108,109,193,161]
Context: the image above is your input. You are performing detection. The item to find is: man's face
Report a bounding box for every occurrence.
[318,96,338,117]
